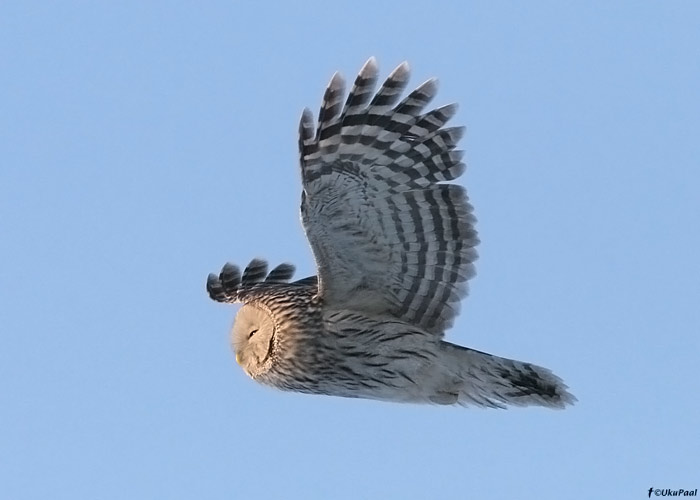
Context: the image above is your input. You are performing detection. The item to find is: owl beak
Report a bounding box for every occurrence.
[235,352,241,365]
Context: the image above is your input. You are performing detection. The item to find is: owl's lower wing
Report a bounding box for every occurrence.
[298,59,479,335]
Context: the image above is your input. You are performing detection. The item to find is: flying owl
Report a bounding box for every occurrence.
[207,58,575,409]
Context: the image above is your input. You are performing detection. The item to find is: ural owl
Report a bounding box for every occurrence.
[207,58,575,409]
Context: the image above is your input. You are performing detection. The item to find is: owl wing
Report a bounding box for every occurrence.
[298,58,479,335]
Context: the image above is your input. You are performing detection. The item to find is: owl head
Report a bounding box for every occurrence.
[232,304,276,377]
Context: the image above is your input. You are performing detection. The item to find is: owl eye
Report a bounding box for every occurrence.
[248,329,258,339]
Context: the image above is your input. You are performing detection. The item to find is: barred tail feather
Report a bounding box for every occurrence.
[438,342,576,409]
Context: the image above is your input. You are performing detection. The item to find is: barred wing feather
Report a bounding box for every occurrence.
[298,58,479,335]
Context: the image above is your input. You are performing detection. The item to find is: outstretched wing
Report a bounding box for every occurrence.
[207,259,316,303]
[298,58,478,335]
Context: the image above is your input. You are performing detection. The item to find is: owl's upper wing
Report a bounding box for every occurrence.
[298,59,478,335]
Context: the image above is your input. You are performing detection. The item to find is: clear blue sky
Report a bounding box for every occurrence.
[2,2,698,499]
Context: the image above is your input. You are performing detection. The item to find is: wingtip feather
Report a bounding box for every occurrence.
[360,56,379,77]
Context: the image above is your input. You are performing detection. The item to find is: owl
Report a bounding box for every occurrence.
[207,58,575,409]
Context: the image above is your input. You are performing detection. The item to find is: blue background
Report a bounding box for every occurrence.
[2,2,698,499]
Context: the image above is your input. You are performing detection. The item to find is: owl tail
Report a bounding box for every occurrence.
[436,342,577,409]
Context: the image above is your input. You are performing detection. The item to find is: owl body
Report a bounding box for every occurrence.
[207,59,576,409]
[256,307,442,404]
[230,280,436,403]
